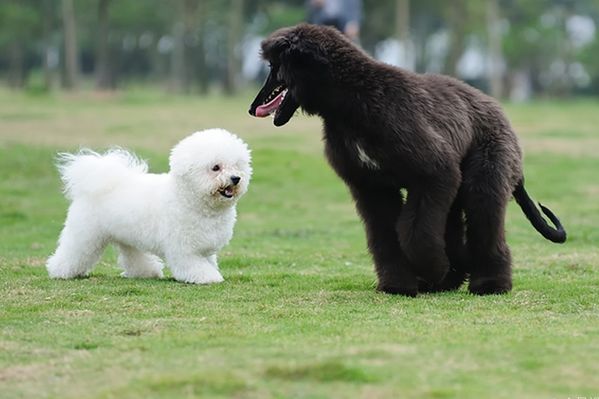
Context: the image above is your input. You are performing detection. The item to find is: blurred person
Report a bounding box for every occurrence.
[306,0,362,41]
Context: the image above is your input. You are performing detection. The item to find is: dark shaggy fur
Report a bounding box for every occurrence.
[249,24,566,296]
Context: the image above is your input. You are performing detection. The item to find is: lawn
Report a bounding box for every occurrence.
[1,88,598,399]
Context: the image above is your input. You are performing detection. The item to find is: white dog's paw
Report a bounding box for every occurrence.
[121,268,164,279]
[120,260,164,279]
[118,250,164,279]
[46,257,87,279]
[174,266,224,285]
[47,268,88,279]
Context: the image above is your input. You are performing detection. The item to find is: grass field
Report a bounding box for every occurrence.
[1,88,598,399]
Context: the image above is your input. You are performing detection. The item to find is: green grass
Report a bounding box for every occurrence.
[1,89,598,398]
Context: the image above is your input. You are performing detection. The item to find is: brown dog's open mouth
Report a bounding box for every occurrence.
[255,85,288,117]
[249,72,299,127]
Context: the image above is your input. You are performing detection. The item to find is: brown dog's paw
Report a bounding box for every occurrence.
[377,283,418,297]
[468,277,512,295]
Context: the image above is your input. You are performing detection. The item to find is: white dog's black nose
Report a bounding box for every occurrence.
[231,176,241,185]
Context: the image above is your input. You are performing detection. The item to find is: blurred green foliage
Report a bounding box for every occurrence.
[0,0,599,97]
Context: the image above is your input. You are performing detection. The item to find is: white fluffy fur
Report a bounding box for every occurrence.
[47,128,252,284]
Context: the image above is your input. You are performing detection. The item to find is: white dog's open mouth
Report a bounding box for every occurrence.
[218,186,235,198]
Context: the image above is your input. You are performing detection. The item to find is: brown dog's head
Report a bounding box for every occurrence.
[249,24,350,127]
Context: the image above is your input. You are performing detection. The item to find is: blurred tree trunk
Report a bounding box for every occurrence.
[394,0,410,68]
[182,0,202,94]
[7,43,24,89]
[42,0,56,90]
[194,0,208,94]
[224,0,243,95]
[170,14,185,92]
[61,0,80,90]
[95,0,114,90]
[444,0,466,77]
[557,4,574,97]
[487,0,503,98]
[170,0,199,93]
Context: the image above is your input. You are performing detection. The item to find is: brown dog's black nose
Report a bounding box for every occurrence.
[231,176,241,185]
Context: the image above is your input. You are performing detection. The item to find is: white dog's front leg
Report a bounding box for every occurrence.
[167,254,224,285]
[208,254,218,270]
[117,244,164,279]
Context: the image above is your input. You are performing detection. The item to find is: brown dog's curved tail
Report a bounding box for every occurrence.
[513,179,567,243]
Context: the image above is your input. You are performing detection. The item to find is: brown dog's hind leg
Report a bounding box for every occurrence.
[419,197,469,293]
[462,171,513,295]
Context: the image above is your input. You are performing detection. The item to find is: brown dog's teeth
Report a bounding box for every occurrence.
[263,85,286,105]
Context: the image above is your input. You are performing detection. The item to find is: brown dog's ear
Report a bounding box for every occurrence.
[285,36,329,69]
[261,35,291,61]
[261,26,330,71]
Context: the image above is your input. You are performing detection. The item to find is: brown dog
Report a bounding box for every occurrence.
[249,24,566,296]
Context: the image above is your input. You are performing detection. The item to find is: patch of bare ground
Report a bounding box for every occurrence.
[521,138,599,157]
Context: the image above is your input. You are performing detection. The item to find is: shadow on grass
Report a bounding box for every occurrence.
[107,372,248,398]
[265,360,379,383]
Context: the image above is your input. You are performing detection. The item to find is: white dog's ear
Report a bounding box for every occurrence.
[169,144,193,178]
[169,159,186,177]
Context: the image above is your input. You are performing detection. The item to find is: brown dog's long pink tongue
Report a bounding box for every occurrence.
[255,91,285,117]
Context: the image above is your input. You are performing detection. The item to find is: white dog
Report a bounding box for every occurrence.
[46,128,251,284]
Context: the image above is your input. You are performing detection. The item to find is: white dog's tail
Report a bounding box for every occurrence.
[56,148,148,201]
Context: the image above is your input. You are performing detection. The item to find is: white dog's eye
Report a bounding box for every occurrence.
[212,165,220,172]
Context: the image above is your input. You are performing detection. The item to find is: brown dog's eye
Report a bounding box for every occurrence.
[212,165,220,172]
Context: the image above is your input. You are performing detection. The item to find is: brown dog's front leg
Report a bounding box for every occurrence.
[349,185,419,297]
[397,172,460,285]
